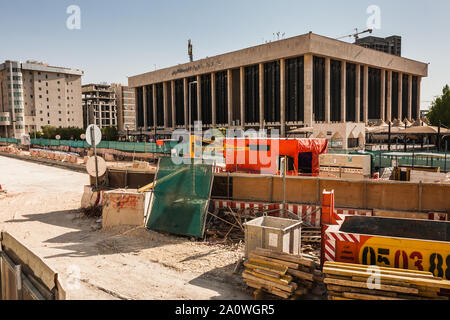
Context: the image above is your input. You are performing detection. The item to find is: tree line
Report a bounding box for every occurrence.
[30,126,119,141]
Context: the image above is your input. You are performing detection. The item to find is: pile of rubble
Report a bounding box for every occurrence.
[0,144,21,155]
[204,209,261,244]
[30,149,80,164]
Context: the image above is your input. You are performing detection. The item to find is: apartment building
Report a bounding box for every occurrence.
[82,83,117,129]
[111,83,136,131]
[355,36,402,57]
[0,60,84,138]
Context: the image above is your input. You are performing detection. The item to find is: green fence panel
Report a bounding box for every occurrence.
[95,141,108,149]
[146,157,213,238]
[8,137,182,156]
[108,141,118,150]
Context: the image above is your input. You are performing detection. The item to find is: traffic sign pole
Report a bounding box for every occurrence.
[91,126,99,189]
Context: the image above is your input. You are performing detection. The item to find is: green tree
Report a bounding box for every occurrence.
[40,126,84,140]
[29,130,43,138]
[427,85,450,128]
[101,126,118,141]
[41,126,57,139]
[57,127,84,140]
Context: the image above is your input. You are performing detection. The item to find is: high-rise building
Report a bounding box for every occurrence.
[111,83,136,131]
[82,83,117,129]
[355,36,402,57]
[0,60,84,138]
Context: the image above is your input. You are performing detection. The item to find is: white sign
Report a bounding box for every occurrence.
[21,134,31,146]
[86,156,107,177]
[268,233,278,247]
[85,124,102,146]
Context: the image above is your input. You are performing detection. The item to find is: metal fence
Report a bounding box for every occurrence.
[0,137,172,154]
[1,137,448,170]
[341,150,449,172]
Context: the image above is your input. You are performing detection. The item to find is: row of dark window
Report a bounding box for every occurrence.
[136,56,419,127]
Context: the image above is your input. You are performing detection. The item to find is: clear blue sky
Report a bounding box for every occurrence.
[1,0,449,110]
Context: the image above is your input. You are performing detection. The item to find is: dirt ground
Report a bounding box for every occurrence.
[0,155,251,300]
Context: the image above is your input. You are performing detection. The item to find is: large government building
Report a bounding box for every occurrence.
[128,32,428,148]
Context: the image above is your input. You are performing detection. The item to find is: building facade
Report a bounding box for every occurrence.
[111,83,136,131]
[0,60,83,138]
[129,33,428,148]
[355,36,402,57]
[82,84,117,129]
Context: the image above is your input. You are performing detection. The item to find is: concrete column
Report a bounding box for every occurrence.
[325,58,331,123]
[380,70,386,121]
[196,75,202,124]
[183,79,188,129]
[398,72,403,121]
[240,66,245,128]
[303,54,313,127]
[408,74,413,121]
[211,72,216,126]
[355,64,361,123]
[142,86,147,130]
[227,69,233,127]
[134,88,139,128]
[280,59,286,137]
[171,80,176,129]
[386,71,392,122]
[341,61,346,122]
[417,77,422,120]
[259,63,264,129]
[163,82,168,128]
[98,98,102,127]
[363,65,369,124]
[152,84,157,129]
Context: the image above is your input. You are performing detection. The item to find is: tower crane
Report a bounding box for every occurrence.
[336,28,373,41]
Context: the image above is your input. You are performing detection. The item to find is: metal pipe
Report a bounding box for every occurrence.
[91,126,98,189]
[388,122,391,151]
[445,140,448,172]
[188,81,198,136]
[438,120,441,152]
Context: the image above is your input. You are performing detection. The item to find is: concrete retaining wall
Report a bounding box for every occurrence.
[214,173,450,213]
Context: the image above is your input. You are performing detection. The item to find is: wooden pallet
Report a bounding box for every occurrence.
[323,261,450,300]
[243,248,323,300]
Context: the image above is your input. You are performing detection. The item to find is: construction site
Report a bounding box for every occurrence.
[0,1,449,306]
[0,125,449,301]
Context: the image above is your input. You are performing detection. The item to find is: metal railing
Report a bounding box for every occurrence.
[0,137,173,154]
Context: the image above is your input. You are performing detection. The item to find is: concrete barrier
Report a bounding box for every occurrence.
[102,190,145,228]
[213,173,450,214]
[0,232,65,300]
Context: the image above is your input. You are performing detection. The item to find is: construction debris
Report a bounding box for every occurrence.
[81,205,103,218]
[301,228,321,244]
[205,209,257,244]
[242,248,323,299]
[324,261,450,300]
